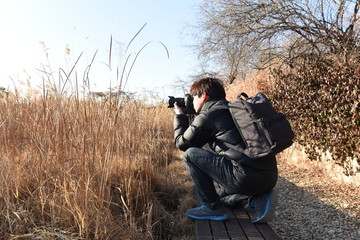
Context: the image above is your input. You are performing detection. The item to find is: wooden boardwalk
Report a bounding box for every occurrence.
[195,207,281,240]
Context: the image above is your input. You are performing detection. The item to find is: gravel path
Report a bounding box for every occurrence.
[269,161,360,240]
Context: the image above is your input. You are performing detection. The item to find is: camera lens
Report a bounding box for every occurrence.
[168,96,185,108]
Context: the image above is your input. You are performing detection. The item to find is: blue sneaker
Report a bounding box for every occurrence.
[251,189,278,223]
[186,202,228,221]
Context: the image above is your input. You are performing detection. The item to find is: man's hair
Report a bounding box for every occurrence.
[190,77,226,99]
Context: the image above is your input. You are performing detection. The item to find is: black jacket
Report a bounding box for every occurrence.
[174,99,277,171]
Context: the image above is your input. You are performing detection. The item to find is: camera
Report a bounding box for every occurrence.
[168,94,195,114]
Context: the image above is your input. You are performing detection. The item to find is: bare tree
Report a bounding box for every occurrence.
[193,0,360,81]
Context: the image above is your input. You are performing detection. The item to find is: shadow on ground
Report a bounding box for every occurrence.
[270,176,360,240]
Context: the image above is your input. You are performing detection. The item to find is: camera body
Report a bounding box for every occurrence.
[168,94,195,114]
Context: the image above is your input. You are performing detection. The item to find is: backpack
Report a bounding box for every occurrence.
[227,92,294,159]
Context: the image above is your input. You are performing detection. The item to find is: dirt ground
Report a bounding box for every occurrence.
[270,155,360,240]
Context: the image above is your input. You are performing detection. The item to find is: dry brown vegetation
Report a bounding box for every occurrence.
[0,94,194,239]
[1,63,358,239]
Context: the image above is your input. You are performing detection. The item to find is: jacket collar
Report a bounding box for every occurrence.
[201,98,228,112]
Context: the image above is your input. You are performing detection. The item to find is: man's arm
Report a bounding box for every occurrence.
[174,113,212,152]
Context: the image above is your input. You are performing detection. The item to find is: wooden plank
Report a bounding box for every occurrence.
[233,209,264,240]
[196,219,213,240]
[226,209,250,240]
[210,220,229,239]
[245,208,281,240]
[254,223,282,240]
[195,208,281,240]
[245,208,257,219]
[193,190,281,240]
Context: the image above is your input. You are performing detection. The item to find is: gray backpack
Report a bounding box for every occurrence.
[228,92,294,159]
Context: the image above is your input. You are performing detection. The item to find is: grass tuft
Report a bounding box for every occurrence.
[0,93,193,239]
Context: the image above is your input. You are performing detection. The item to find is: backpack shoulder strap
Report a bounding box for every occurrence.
[210,99,248,156]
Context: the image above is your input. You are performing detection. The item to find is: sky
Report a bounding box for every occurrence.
[0,0,202,98]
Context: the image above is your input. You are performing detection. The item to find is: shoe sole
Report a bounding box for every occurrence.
[186,213,229,221]
[251,189,278,223]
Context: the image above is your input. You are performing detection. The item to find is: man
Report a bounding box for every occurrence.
[173,77,278,222]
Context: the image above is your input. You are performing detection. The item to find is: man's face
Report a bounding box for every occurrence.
[193,92,208,114]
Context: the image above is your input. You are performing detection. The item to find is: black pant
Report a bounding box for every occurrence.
[184,147,277,209]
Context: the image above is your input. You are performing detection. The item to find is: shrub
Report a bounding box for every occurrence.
[269,59,360,175]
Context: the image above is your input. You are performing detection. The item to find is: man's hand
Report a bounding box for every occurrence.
[174,102,184,115]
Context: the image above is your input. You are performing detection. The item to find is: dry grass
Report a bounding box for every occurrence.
[225,70,274,100]
[0,94,193,239]
[278,143,360,188]
[0,34,193,239]
[2,65,357,239]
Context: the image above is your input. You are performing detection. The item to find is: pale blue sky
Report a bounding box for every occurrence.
[0,0,201,97]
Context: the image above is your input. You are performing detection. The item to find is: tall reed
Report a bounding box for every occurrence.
[0,92,188,239]
[0,28,194,239]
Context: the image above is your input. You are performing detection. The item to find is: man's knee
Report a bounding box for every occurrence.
[184,147,201,164]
